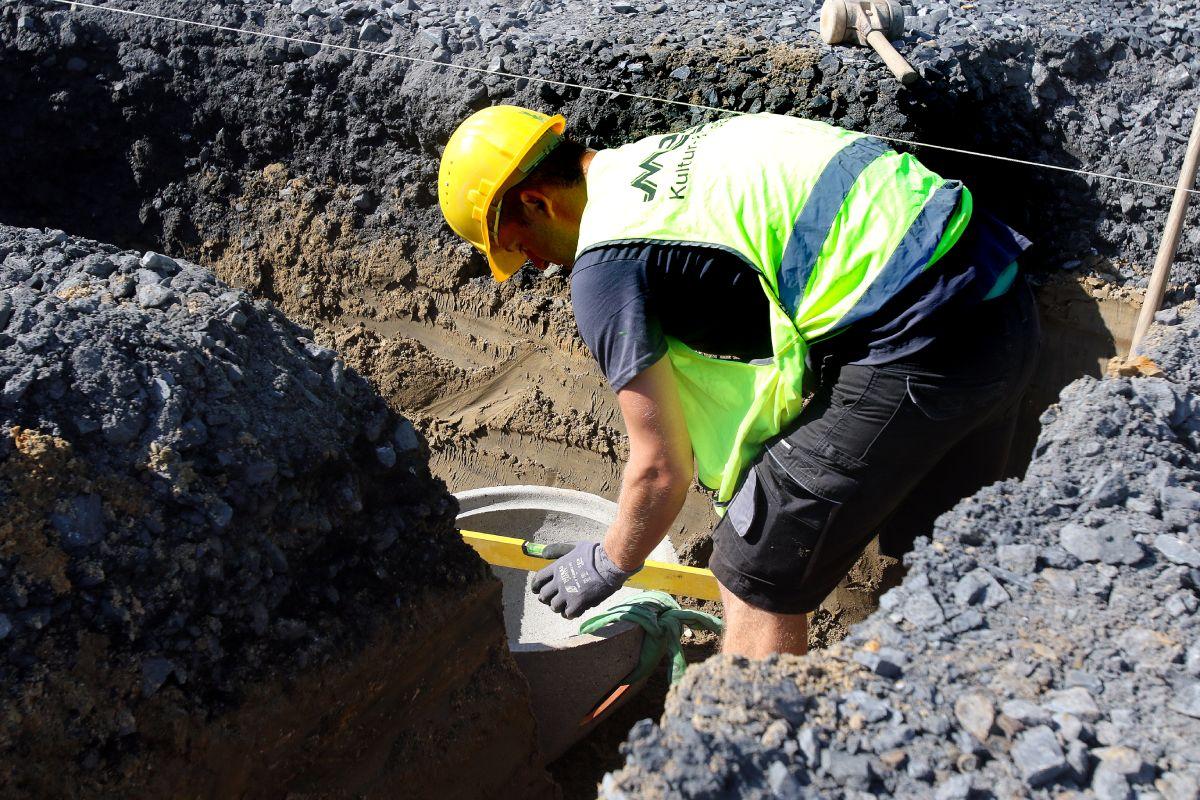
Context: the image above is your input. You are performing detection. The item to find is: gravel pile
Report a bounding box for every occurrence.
[220,0,1200,291]
[290,0,1200,286]
[603,307,1200,798]
[0,223,483,790]
[2,0,1198,298]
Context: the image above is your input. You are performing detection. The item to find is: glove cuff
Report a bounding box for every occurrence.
[595,542,642,586]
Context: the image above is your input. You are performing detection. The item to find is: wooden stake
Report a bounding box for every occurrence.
[1131,104,1200,353]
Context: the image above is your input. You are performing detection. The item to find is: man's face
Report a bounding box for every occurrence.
[493,186,579,272]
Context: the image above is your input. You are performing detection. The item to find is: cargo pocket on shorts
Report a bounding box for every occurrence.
[763,436,861,535]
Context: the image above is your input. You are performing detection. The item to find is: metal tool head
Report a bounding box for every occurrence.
[820,0,906,46]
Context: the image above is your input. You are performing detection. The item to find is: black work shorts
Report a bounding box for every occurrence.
[709,280,1040,614]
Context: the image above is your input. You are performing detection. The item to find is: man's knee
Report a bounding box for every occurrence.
[719,581,809,658]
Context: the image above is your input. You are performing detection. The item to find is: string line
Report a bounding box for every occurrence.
[51,0,1200,196]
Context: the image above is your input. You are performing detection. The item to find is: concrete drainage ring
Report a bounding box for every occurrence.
[454,485,680,763]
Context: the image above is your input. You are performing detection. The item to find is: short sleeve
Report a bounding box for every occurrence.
[571,251,667,391]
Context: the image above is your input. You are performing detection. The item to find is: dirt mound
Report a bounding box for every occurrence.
[0,225,551,797]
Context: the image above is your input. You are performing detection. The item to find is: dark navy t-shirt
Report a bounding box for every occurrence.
[571,209,1032,391]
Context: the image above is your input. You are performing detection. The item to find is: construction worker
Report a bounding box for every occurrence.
[438,106,1039,657]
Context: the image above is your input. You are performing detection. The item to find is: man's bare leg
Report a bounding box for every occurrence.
[718,582,808,657]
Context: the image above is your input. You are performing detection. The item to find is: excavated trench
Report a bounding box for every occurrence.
[2,0,1196,796]
[0,0,1153,639]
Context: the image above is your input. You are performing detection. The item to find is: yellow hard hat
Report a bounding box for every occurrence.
[438,105,566,281]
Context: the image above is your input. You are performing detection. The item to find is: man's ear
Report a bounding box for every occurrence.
[517,186,554,220]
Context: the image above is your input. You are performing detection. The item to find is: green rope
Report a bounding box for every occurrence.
[578,591,724,685]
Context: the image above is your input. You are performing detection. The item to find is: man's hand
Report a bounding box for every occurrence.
[531,541,641,620]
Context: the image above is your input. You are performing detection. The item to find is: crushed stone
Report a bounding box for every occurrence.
[0,223,483,791]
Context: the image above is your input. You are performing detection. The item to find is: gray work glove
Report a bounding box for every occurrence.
[531,541,641,620]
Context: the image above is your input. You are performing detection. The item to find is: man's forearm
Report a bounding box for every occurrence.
[603,455,690,571]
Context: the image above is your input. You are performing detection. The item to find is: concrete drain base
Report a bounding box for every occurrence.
[454,486,679,763]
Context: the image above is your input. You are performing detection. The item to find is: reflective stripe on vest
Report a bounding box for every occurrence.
[777,135,889,315]
[576,114,972,506]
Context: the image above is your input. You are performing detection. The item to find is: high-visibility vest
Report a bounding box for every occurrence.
[575,113,973,508]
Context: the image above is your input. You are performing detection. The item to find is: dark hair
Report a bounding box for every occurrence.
[523,136,587,188]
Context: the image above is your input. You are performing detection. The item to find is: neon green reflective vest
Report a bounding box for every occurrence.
[575,114,973,508]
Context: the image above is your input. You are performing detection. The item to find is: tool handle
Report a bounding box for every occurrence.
[522,541,575,560]
[1131,103,1200,352]
[866,30,918,85]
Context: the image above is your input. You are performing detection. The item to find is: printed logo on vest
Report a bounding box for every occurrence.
[631,132,691,202]
[629,119,728,202]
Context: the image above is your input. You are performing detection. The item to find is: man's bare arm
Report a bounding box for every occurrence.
[603,356,694,571]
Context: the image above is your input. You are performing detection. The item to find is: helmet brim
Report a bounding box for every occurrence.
[486,247,529,282]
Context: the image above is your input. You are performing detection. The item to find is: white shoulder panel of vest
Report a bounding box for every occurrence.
[576,113,869,276]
